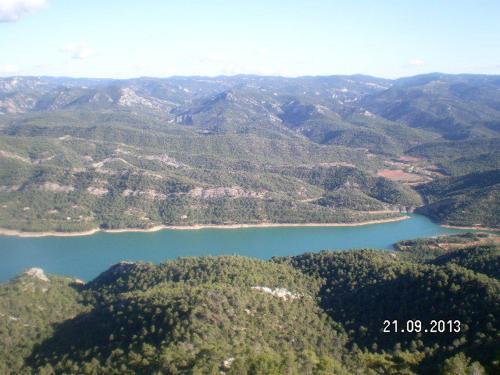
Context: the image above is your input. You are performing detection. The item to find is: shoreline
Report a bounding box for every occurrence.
[441,224,499,232]
[0,228,101,238]
[0,215,410,238]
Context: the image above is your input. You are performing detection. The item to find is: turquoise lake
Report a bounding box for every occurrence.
[0,214,467,282]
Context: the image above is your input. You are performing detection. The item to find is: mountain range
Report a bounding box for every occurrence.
[0,73,498,231]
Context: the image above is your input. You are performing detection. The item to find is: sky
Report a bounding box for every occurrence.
[1,0,500,79]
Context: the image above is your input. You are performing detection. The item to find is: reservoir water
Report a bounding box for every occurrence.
[0,214,467,282]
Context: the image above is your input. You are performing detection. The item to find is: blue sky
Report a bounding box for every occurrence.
[1,0,500,78]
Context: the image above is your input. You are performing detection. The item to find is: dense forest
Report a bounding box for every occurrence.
[0,233,498,374]
[416,170,500,228]
[0,74,499,232]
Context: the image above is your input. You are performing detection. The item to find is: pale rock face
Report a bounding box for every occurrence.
[119,88,154,108]
[41,182,74,193]
[222,358,235,370]
[121,189,134,197]
[92,157,133,169]
[188,186,265,199]
[0,150,30,163]
[113,148,184,169]
[24,268,49,282]
[269,114,282,123]
[118,88,171,111]
[251,286,302,301]
[86,186,109,196]
[143,154,182,168]
[314,104,329,114]
[145,190,167,200]
[364,82,391,90]
[121,189,166,200]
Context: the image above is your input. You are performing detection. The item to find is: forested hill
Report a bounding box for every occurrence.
[0,233,498,374]
[416,170,500,228]
[0,74,499,231]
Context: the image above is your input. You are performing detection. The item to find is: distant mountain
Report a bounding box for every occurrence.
[363,73,500,140]
[0,73,498,231]
[2,74,498,146]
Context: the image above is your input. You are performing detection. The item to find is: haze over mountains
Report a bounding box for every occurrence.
[3,73,500,139]
[0,73,498,232]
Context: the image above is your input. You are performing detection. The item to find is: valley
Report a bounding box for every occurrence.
[2,2,499,374]
[0,213,458,282]
[1,74,498,233]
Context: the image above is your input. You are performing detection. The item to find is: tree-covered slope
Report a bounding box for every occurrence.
[394,232,498,262]
[24,257,350,374]
[416,170,500,228]
[275,165,422,209]
[407,138,500,176]
[276,241,500,373]
[1,237,499,374]
[0,73,499,230]
[0,270,86,374]
[363,73,500,140]
[0,126,408,232]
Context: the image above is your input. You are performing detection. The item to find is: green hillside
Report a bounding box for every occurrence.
[1,235,498,374]
[0,74,499,231]
[416,170,500,228]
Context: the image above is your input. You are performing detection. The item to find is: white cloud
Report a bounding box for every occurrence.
[408,58,425,66]
[62,43,95,60]
[0,0,48,22]
[0,63,19,75]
